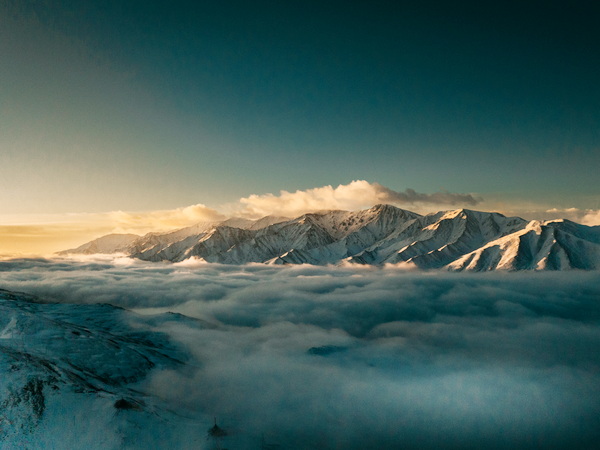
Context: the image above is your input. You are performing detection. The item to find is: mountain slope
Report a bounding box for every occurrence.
[59,233,140,255]
[448,220,600,271]
[0,289,190,447]
[60,206,600,271]
[353,209,527,268]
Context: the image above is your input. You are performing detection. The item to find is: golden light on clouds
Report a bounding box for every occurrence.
[108,204,225,232]
[226,180,481,219]
[0,224,111,257]
[0,204,224,256]
[2,181,598,257]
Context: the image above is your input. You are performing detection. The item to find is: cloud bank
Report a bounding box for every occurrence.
[234,180,481,218]
[107,203,225,232]
[542,207,600,226]
[1,258,599,448]
[582,210,600,226]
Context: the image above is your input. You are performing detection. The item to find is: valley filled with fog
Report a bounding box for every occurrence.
[1,257,599,449]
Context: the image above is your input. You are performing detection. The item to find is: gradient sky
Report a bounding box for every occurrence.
[1,1,599,224]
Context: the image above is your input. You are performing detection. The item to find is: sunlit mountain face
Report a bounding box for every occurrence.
[2,179,599,260]
[62,205,600,271]
[2,0,599,448]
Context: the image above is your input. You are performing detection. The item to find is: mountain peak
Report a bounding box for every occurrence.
[370,203,402,213]
[59,205,599,271]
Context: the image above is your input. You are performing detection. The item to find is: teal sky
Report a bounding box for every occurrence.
[1,0,599,216]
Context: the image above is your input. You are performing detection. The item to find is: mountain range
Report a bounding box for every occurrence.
[61,205,600,271]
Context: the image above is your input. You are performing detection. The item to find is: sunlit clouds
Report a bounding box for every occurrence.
[2,181,483,255]
[231,180,481,219]
[2,180,598,256]
[0,204,223,257]
[578,209,600,226]
[107,204,225,232]
[535,208,600,226]
[0,221,115,257]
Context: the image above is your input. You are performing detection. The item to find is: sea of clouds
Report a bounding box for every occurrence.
[1,257,599,449]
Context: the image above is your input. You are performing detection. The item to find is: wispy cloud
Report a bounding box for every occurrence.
[107,204,225,232]
[0,205,224,256]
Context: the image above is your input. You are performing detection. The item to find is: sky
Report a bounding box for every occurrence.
[1,0,599,253]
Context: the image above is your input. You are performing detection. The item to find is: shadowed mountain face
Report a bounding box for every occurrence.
[62,205,600,271]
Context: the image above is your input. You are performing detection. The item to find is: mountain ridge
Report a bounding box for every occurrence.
[60,205,600,271]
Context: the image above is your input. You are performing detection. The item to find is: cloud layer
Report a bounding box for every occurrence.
[1,258,599,448]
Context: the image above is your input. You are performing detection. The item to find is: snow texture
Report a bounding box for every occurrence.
[62,205,600,270]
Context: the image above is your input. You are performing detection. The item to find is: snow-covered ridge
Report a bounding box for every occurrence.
[0,289,188,446]
[61,205,600,271]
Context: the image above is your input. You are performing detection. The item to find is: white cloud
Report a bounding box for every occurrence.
[581,210,600,226]
[479,205,600,225]
[231,180,481,218]
[6,181,600,257]
[108,203,225,232]
[538,208,600,225]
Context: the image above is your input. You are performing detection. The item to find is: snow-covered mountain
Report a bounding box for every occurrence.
[58,233,140,255]
[0,288,192,447]
[448,219,600,271]
[61,205,600,271]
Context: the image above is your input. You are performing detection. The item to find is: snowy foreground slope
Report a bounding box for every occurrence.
[63,205,600,270]
[0,289,201,448]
